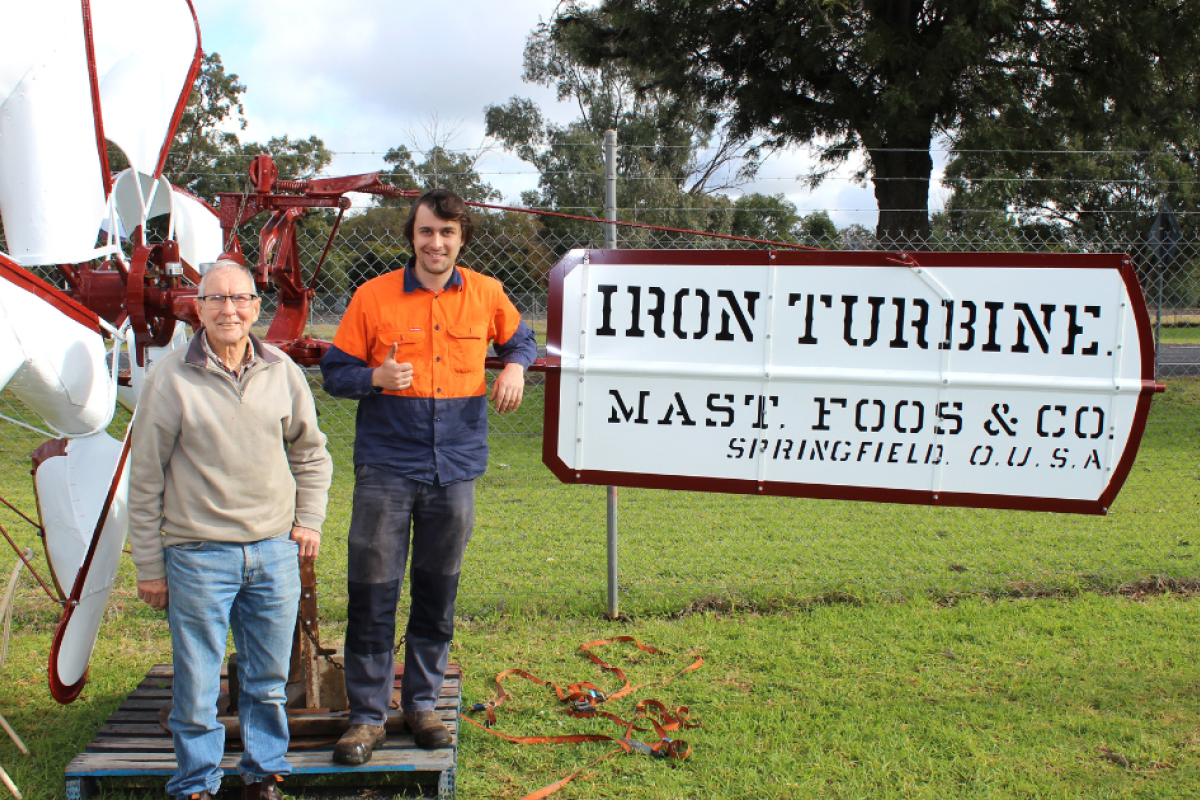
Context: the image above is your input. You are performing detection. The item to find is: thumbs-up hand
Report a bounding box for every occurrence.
[371,342,414,391]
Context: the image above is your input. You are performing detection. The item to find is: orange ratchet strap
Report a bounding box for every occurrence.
[461,638,703,800]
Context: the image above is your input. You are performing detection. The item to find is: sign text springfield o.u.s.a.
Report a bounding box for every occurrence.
[542,249,1163,514]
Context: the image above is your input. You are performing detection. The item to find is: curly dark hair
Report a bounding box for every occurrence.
[402,188,474,249]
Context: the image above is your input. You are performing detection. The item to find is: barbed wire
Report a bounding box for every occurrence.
[165,145,1200,158]
[315,145,1200,156]
[192,200,1197,217]
[166,170,1200,191]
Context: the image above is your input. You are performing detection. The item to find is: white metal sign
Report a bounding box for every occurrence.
[543,250,1161,514]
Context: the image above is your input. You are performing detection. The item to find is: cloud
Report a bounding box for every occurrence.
[196,1,570,153]
[728,148,880,230]
[193,0,901,224]
[195,0,576,201]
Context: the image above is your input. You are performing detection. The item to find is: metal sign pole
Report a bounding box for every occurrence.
[604,129,620,619]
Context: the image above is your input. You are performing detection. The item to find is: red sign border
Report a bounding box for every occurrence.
[542,249,1158,515]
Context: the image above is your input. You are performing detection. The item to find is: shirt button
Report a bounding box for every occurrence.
[437,387,441,393]
[435,325,440,330]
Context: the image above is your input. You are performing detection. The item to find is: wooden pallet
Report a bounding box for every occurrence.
[64,662,460,799]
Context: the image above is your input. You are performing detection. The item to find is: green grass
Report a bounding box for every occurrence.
[468,375,1200,617]
[0,376,1199,797]
[451,593,1200,800]
[0,592,1198,798]
[1157,326,1200,345]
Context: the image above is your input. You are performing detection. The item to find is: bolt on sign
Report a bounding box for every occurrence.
[542,249,1163,514]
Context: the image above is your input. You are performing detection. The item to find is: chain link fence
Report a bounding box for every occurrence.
[3,194,1199,619]
[286,205,1200,615]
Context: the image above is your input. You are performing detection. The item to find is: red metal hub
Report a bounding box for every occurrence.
[127,240,198,365]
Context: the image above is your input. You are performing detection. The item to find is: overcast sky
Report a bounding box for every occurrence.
[196,0,915,230]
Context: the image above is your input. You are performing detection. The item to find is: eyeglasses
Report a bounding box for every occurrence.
[198,293,259,309]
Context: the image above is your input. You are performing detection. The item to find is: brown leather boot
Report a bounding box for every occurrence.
[403,709,453,749]
[241,775,283,800]
[333,723,387,765]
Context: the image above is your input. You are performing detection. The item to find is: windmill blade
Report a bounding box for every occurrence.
[0,2,112,266]
[112,169,174,237]
[92,0,202,177]
[112,171,223,273]
[47,426,133,704]
[33,434,127,600]
[171,187,223,272]
[0,255,117,438]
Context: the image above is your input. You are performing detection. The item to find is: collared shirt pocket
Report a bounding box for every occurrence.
[447,324,488,374]
[374,328,426,367]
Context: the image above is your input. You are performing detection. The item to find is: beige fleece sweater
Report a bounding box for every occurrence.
[128,334,333,582]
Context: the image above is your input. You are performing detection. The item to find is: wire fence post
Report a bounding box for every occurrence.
[1150,202,1181,381]
[604,129,620,619]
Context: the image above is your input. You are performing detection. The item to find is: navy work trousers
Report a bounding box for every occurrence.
[343,465,474,724]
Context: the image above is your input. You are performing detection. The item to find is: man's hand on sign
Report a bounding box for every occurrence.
[137,578,169,609]
[372,342,414,391]
[291,525,321,561]
[491,362,525,413]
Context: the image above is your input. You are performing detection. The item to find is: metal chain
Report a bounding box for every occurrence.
[298,614,343,671]
[296,615,406,673]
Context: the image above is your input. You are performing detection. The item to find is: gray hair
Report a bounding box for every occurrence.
[198,260,256,295]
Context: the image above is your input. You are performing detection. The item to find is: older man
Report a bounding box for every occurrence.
[130,260,332,800]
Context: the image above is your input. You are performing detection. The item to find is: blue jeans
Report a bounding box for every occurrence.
[344,467,474,725]
[164,535,300,797]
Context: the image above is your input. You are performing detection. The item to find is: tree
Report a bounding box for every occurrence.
[373,116,502,205]
[556,0,1200,248]
[942,132,1200,243]
[342,125,506,292]
[797,211,841,249]
[484,14,767,247]
[162,53,244,193]
[939,0,1200,243]
[330,202,556,296]
[326,207,410,292]
[725,193,800,244]
[379,145,501,205]
[162,53,332,204]
[467,210,556,296]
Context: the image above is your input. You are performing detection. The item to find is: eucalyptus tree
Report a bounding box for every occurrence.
[555,0,1200,248]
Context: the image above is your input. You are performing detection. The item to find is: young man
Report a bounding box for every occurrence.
[321,189,537,762]
[131,261,332,800]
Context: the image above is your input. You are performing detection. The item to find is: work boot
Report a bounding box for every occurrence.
[403,709,453,749]
[333,723,387,765]
[241,775,283,800]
